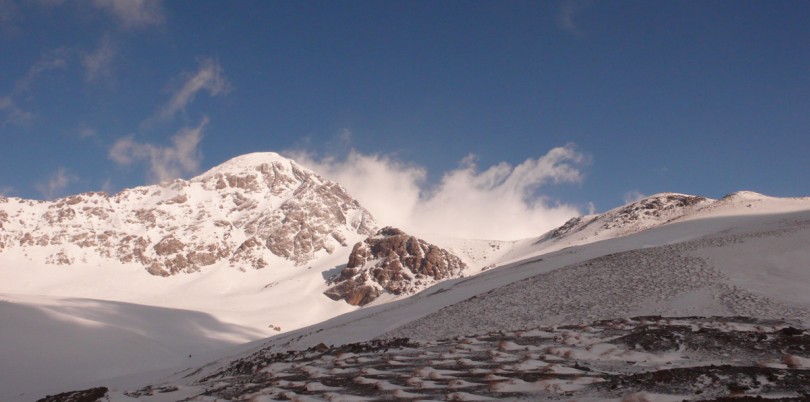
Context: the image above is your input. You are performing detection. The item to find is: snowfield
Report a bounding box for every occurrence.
[0,294,262,401]
[390,218,810,340]
[4,189,810,401]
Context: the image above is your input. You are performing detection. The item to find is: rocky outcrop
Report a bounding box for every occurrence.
[606,194,707,228]
[324,227,466,306]
[538,193,712,244]
[0,152,376,276]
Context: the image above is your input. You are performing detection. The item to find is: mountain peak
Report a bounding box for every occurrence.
[196,152,306,179]
[720,190,769,201]
[0,151,376,276]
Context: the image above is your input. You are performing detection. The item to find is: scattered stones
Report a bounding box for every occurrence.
[35,387,107,402]
[123,317,809,401]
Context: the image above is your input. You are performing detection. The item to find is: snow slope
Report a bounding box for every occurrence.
[0,152,382,400]
[0,294,264,401]
[248,202,810,352]
[4,183,810,400]
[75,194,810,401]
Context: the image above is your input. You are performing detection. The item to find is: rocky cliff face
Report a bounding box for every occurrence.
[0,153,376,276]
[324,227,467,306]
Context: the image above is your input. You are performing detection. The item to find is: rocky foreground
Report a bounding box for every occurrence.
[41,316,810,401]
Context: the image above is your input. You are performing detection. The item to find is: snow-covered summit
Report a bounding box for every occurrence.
[721,190,769,200]
[0,152,376,276]
[196,152,308,179]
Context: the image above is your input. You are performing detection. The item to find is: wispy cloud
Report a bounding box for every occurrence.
[91,0,165,30]
[0,96,34,125]
[290,144,588,241]
[75,124,97,139]
[0,48,72,125]
[109,117,207,182]
[623,190,646,204]
[81,35,116,83]
[556,0,591,36]
[156,58,231,121]
[15,47,70,92]
[35,167,76,199]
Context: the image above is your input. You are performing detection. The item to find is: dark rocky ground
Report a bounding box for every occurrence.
[35,387,108,402]
[53,316,804,401]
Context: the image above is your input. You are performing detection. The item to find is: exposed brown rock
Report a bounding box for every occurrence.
[325,227,466,305]
[20,232,34,246]
[46,250,73,265]
[37,234,50,246]
[133,209,157,225]
[154,236,185,256]
[226,174,259,191]
[64,195,84,206]
[158,194,188,205]
[324,279,381,306]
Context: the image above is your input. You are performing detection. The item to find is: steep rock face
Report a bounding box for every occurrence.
[0,153,376,276]
[324,227,466,306]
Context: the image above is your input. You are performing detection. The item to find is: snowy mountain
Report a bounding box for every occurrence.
[78,190,808,402]
[0,152,376,275]
[4,152,810,402]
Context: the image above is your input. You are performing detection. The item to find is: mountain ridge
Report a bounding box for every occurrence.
[0,152,376,276]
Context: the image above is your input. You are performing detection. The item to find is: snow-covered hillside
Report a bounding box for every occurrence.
[67,191,810,402]
[0,152,381,400]
[3,150,810,402]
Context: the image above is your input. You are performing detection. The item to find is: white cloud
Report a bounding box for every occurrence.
[92,0,165,29]
[290,144,588,241]
[35,167,76,199]
[623,190,646,204]
[82,36,116,83]
[0,48,71,125]
[556,0,591,36]
[0,96,34,125]
[586,201,597,215]
[109,117,207,182]
[158,58,231,121]
[16,47,70,92]
[76,125,97,139]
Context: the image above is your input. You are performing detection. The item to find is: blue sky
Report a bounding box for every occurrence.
[2,1,809,223]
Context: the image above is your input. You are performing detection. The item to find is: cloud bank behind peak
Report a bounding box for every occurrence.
[290,144,587,241]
